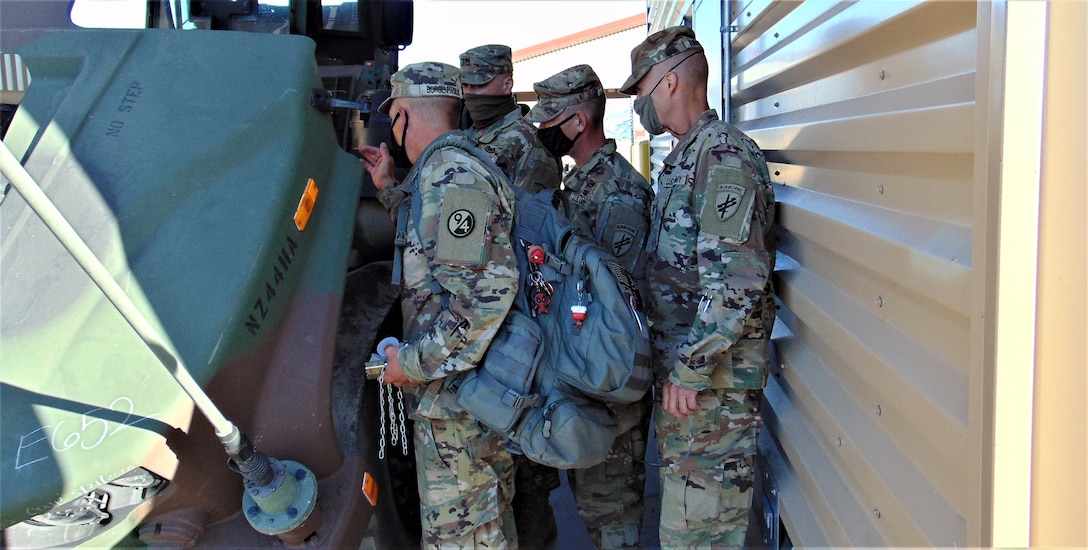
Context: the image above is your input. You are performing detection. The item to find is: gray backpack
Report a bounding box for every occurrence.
[395,133,652,469]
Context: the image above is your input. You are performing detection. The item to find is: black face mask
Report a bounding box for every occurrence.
[388,110,411,167]
[463,93,517,129]
[537,113,581,158]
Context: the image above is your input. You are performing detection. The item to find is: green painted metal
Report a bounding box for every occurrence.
[1,29,362,530]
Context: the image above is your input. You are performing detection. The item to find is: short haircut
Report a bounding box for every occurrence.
[580,94,607,126]
[674,51,709,86]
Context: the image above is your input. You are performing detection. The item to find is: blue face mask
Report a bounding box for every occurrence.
[633,93,664,136]
[634,51,699,136]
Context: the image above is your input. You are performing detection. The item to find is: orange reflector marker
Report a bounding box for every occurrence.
[362,472,378,506]
[294,178,319,231]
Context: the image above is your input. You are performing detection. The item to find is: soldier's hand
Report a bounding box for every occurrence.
[359,142,397,190]
[381,351,418,388]
[662,380,699,419]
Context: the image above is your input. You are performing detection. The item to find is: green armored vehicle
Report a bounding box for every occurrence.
[0,1,421,547]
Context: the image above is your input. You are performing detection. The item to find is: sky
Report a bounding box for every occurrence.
[399,0,646,67]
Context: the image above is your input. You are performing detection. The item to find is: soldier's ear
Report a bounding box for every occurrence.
[500,74,514,95]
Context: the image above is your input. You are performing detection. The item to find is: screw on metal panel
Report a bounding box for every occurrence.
[836,437,842,447]
[874,509,882,518]
[247,506,260,517]
[876,405,883,416]
[879,70,886,80]
[774,102,780,108]
[286,507,298,519]
[878,184,885,194]
[774,32,779,38]
[876,296,883,307]
[295,468,307,481]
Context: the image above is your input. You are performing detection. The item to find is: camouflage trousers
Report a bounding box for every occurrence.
[569,399,651,549]
[414,414,517,549]
[654,388,763,549]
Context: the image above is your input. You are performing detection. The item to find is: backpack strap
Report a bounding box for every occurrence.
[391,191,411,289]
[476,367,542,410]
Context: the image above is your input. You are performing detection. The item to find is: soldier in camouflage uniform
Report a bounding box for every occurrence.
[359,62,520,549]
[527,64,653,550]
[619,26,777,548]
[460,44,562,194]
[460,43,563,550]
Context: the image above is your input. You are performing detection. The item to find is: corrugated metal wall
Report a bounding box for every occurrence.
[646,0,997,547]
[733,2,979,547]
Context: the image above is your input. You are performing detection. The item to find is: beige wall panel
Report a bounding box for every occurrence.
[732,2,975,106]
[774,254,968,497]
[765,153,974,228]
[725,0,984,547]
[774,182,972,313]
[735,31,977,121]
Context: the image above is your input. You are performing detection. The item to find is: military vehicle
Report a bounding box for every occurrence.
[1,0,423,547]
[641,0,1085,548]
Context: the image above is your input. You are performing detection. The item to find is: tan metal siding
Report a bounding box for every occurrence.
[729,1,980,546]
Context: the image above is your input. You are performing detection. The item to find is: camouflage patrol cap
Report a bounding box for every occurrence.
[459,44,513,86]
[526,64,605,123]
[378,62,462,115]
[619,26,703,95]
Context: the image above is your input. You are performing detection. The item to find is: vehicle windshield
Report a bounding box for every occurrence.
[70,0,147,28]
[65,0,356,32]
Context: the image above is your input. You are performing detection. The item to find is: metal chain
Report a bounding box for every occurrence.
[378,371,388,460]
[385,375,396,454]
[376,367,409,459]
[389,390,399,447]
[396,388,409,456]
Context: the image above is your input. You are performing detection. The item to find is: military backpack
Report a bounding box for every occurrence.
[393,132,652,469]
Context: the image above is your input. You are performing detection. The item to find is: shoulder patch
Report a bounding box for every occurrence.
[699,166,756,243]
[603,198,646,259]
[611,224,637,258]
[436,185,493,266]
